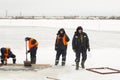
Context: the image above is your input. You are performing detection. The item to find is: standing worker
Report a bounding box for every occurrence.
[0,47,16,65]
[72,26,90,70]
[55,28,70,66]
[25,37,38,64]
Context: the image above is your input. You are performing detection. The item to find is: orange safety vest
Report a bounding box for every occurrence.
[56,35,68,46]
[4,48,10,57]
[28,38,38,49]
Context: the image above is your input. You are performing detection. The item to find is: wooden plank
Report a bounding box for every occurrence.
[0,64,52,67]
[86,67,120,74]
[46,77,60,80]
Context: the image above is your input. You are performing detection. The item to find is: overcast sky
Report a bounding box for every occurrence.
[0,0,120,16]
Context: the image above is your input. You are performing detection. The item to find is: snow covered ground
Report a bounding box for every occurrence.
[0,19,120,80]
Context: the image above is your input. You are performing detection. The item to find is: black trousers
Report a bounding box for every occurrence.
[55,49,67,63]
[1,54,16,59]
[30,47,37,64]
[75,50,87,63]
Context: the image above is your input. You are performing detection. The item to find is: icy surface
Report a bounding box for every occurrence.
[0,19,120,80]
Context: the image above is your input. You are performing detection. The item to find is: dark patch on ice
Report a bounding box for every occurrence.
[0,65,48,71]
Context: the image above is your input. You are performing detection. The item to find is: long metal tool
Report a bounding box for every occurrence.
[24,40,31,66]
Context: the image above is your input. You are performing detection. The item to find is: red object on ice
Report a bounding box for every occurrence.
[86,67,120,74]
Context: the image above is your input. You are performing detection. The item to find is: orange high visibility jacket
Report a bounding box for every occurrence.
[28,38,38,49]
[4,48,10,57]
[56,35,68,46]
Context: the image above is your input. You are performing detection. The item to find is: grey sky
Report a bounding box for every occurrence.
[0,0,120,16]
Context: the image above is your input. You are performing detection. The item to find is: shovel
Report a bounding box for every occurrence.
[24,41,31,66]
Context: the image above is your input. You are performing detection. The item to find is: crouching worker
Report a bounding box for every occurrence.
[25,37,38,64]
[55,28,70,66]
[0,47,16,65]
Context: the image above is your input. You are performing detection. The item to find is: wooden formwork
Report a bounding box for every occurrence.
[86,67,120,74]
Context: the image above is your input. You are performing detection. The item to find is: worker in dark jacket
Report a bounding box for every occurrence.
[72,26,90,70]
[55,28,70,66]
[0,47,16,65]
[25,37,38,64]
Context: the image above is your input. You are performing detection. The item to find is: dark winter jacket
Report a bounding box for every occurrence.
[72,32,90,51]
[0,47,13,57]
[55,28,70,50]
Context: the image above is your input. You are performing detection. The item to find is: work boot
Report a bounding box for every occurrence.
[1,60,4,65]
[55,60,59,65]
[81,61,85,69]
[32,57,36,64]
[76,62,79,70]
[4,61,7,65]
[30,56,36,64]
[61,61,65,66]
[13,58,16,64]
[31,58,34,64]
[55,62,58,65]
[4,57,7,65]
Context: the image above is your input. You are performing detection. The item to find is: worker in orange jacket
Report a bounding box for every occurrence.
[0,47,16,65]
[25,37,38,64]
[55,28,70,66]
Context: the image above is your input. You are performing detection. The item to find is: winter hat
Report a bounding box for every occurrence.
[25,37,31,41]
[57,28,65,35]
[76,26,83,32]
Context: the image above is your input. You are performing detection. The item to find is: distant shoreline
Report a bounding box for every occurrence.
[0,16,120,20]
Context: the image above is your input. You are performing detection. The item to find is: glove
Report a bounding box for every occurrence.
[55,46,58,51]
[26,50,30,54]
[25,38,27,41]
[73,49,76,53]
[88,48,90,52]
[25,37,30,41]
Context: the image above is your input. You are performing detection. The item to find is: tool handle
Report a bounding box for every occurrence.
[26,41,28,61]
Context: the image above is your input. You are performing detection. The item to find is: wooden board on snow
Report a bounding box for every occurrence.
[46,76,60,80]
[0,64,52,67]
[0,64,52,71]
